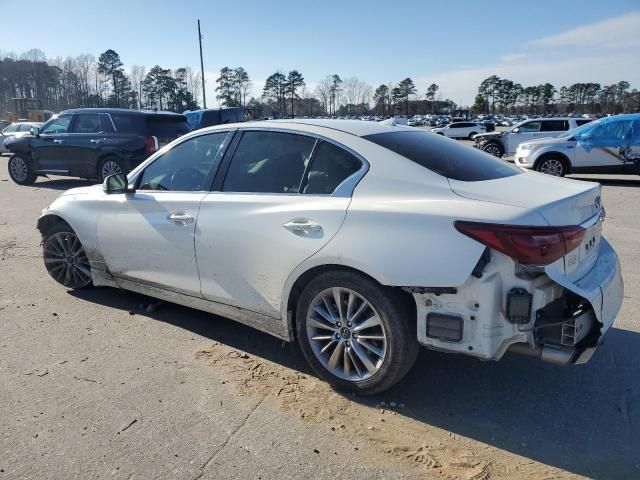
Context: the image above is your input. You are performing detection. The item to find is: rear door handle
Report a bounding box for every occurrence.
[90,139,103,144]
[283,220,322,234]
[167,212,194,225]
[53,139,63,144]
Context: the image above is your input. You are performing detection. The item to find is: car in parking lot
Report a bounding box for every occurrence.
[37,119,623,394]
[5,108,191,185]
[0,121,42,153]
[474,117,593,157]
[431,121,486,139]
[515,114,640,176]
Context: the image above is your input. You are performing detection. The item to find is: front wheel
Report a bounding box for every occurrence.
[468,132,478,140]
[482,143,504,157]
[296,271,418,395]
[42,223,93,289]
[8,154,37,185]
[536,157,566,177]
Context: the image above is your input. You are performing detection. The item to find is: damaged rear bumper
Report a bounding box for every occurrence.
[411,237,624,365]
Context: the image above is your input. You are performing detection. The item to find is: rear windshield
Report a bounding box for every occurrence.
[146,115,191,138]
[363,131,521,182]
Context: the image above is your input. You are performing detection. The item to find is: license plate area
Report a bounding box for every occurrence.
[565,221,601,277]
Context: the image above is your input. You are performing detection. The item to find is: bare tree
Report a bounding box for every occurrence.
[315,75,332,115]
[129,65,146,108]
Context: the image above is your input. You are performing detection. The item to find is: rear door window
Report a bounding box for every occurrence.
[222,131,315,193]
[363,131,521,182]
[540,120,569,132]
[2,124,19,133]
[302,142,362,195]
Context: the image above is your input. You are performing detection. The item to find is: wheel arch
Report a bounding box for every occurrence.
[534,151,572,173]
[282,263,416,341]
[36,213,73,240]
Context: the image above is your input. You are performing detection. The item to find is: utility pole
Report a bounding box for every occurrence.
[197,19,207,109]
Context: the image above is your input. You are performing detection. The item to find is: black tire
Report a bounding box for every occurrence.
[482,142,504,157]
[98,157,125,182]
[468,131,478,140]
[296,271,419,395]
[535,156,567,177]
[42,223,93,289]
[8,154,37,185]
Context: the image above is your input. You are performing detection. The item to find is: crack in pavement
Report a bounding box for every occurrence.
[192,394,268,480]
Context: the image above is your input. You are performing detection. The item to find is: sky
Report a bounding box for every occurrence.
[1,0,639,107]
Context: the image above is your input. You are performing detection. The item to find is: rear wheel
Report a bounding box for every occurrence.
[482,142,504,157]
[8,154,37,185]
[296,271,418,395]
[536,157,566,177]
[98,157,125,182]
[42,223,92,289]
[468,131,478,140]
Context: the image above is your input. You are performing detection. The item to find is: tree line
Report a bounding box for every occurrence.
[472,75,639,115]
[0,48,201,117]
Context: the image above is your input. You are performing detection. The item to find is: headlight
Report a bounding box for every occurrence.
[519,143,537,151]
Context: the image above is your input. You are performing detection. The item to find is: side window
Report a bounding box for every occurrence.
[448,124,460,129]
[2,124,19,133]
[518,121,541,133]
[101,114,116,133]
[222,131,315,193]
[18,124,32,132]
[591,121,629,141]
[541,120,568,132]
[72,114,102,134]
[111,114,143,134]
[41,115,73,134]
[576,119,593,126]
[138,132,229,191]
[302,142,362,195]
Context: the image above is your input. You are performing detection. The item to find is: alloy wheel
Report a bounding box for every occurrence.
[483,144,502,157]
[539,159,564,176]
[9,156,28,182]
[43,232,92,288]
[101,160,122,180]
[305,287,387,382]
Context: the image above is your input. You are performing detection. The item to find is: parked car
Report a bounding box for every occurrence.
[5,108,191,185]
[36,119,622,394]
[515,114,640,176]
[431,121,486,139]
[0,121,42,153]
[184,107,245,130]
[474,117,593,157]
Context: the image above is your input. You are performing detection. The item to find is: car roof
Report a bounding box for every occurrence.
[267,119,414,137]
[60,108,185,117]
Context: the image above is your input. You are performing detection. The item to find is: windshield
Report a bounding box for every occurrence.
[561,118,604,138]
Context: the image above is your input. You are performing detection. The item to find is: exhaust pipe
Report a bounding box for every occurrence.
[508,343,575,365]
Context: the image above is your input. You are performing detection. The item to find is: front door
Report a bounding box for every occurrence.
[97,130,232,296]
[196,130,364,318]
[574,119,633,170]
[31,114,74,173]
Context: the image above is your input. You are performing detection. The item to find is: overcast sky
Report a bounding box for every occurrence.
[1,0,638,107]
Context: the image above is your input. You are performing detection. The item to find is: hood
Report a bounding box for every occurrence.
[59,184,103,197]
[519,135,572,147]
[474,131,503,140]
[448,171,601,226]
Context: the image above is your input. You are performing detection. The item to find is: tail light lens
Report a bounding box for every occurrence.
[145,136,158,155]
[454,221,586,265]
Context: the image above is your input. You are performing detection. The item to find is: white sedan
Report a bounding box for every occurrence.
[37,120,624,394]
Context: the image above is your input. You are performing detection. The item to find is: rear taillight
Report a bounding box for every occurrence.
[454,221,586,265]
[145,136,158,155]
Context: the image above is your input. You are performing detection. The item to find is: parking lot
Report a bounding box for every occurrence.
[0,151,639,479]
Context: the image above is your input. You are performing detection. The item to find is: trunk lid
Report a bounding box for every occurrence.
[448,170,601,226]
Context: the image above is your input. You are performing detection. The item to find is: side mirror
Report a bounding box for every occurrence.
[512,128,520,133]
[103,173,133,194]
[30,126,40,137]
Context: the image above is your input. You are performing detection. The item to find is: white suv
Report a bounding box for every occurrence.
[475,117,593,157]
[515,114,640,176]
[431,121,485,139]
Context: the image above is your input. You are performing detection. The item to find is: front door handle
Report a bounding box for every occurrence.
[167,212,194,225]
[53,139,63,144]
[283,220,322,234]
[90,139,103,144]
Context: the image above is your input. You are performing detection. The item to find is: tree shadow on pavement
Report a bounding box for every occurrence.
[69,287,640,480]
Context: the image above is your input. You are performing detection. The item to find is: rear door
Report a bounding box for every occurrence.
[574,119,633,169]
[196,130,364,318]
[30,114,74,173]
